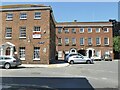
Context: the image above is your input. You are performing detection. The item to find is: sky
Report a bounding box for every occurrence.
[1,2,118,22]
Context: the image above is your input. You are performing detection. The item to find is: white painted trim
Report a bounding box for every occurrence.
[0,7,51,11]
[56,24,112,27]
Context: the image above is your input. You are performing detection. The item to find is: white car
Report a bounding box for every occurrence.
[91,55,102,61]
[68,55,93,64]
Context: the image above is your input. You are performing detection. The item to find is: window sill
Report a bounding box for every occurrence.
[33,58,40,61]
[20,18,27,20]
[19,37,26,39]
[6,19,13,21]
[5,37,12,39]
[34,18,41,20]
[20,58,25,60]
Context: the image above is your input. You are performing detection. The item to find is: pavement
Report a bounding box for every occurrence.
[19,60,70,68]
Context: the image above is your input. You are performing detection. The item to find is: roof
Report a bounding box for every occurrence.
[0,4,49,9]
[0,4,52,12]
[56,22,113,27]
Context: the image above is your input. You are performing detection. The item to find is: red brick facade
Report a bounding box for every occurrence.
[56,22,113,60]
[0,4,56,64]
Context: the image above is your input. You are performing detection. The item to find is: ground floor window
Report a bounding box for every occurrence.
[95,50,101,57]
[58,51,62,58]
[19,47,25,60]
[33,47,40,60]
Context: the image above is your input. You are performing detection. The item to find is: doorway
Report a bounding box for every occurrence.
[88,50,92,58]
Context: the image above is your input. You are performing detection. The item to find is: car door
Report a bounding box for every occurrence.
[75,55,83,63]
[0,57,5,67]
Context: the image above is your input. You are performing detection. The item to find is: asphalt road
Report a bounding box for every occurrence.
[0,60,119,90]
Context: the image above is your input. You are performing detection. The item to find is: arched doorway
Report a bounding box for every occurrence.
[6,47,10,55]
[70,48,77,54]
[78,50,86,56]
[88,50,92,58]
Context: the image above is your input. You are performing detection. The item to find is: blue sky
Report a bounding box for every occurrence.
[1,2,118,22]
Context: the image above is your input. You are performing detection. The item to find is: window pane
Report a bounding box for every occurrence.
[58,28,62,33]
[80,38,84,45]
[6,14,13,20]
[96,28,100,32]
[20,13,27,19]
[64,28,69,33]
[72,28,76,33]
[65,38,69,44]
[19,47,25,59]
[80,28,84,33]
[20,27,26,37]
[6,28,12,37]
[34,26,41,31]
[34,47,40,59]
[35,12,41,19]
[72,38,76,44]
[88,38,92,44]
[58,38,62,44]
[88,28,92,33]
[104,38,109,45]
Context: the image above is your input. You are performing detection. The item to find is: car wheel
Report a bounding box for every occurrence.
[86,60,91,64]
[70,60,74,64]
[4,63,11,69]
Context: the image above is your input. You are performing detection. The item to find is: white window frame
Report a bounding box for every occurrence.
[33,26,41,32]
[65,38,69,44]
[96,28,100,33]
[20,13,27,19]
[104,28,109,33]
[79,28,84,33]
[88,37,92,45]
[96,37,101,45]
[64,28,69,33]
[34,12,41,19]
[72,38,76,45]
[58,38,62,44]
[6,13,13,20]
[80,38,84,45]
[19,47,25,60]
[72,28,76,33]
[88,28,92,33]
[58,28,62,33]
[5,27,12,39]
[33,47,40,60]
[104,37,109,45]
[19,27,26,38]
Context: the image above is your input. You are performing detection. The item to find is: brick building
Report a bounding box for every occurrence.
[56,21,113,60]
[0,4,56,64]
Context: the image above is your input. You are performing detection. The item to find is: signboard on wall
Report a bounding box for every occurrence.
[33,32,41,39]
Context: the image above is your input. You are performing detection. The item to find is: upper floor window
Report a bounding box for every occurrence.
[96,37,101,45]
[34,12,41,19]
[19,27,26,38]
[34,26,41,32]
[79,28,84,33]
[58,38,62,45]
[6,13,13,20]
[104,28,109,33]
[65,38,69,45]
[72,28,76,33]
[5,27,12,38]
[88,28,92,33]
[80,38,84,45]
[104,37,109,45]
[88,37,92,45]
[20,13,27,19]
[64,28,69,33]
[96,28,100,33]
[58,28,62,34]
[72,38,76,45]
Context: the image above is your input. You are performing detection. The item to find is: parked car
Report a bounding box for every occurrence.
[102,54,112,61]
[68,55,94,64]
[65,53,86,62]
[0,56,22,69]
[91,55,102,61]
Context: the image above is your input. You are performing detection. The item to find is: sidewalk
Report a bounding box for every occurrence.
[19,60,70,68]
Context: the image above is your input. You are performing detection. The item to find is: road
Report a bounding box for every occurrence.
[0,60,119,90]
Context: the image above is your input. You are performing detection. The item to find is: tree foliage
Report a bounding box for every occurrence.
[113,36,120,52]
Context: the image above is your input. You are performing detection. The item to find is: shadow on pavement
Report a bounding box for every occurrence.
[1,77,94,90]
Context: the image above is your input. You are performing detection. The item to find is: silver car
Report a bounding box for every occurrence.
[0,56,22,69]
[68,55,93,64]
